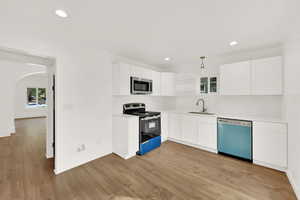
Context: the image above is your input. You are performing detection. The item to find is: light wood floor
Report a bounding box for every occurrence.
[0,118,297,200]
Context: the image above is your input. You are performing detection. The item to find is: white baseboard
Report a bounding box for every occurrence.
[253,160,287,172]
[167,138,217,154]
[0,127,14,137]
[54,151,112,175]
[286,170,300,199]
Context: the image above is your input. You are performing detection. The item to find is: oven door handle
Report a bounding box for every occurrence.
[141,115,161,121]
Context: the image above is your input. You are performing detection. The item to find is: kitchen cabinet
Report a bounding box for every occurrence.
[131,65,152,79]
[161,72,176,96]
[200,77,209,94]
[182,115,198,144]
[198,116,217,150]
[168,113,217,153]
[175,73,197,96]
[253,121,287,171]
[112,62,131,95]
[251,56,282,95]
[161,112,168,142]
[112,115,139,159]
[209,77,218,93]
[220,61,251,95]
[152,71,161,96]
[168,113,182,140]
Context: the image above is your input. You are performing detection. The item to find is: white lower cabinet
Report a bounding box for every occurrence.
[253,121,287,171]
[161,112,168,142]
[198,117,217,150]
[168,113,182,140]
[168,113,217,152]
[112,115,139,159]
[182,115,198,144]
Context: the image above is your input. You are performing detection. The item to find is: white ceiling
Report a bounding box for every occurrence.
[0,0,297,68]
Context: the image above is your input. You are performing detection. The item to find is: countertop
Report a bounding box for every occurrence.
[164,110,286,124]
[113,114,139,118]
[113,111,286,124]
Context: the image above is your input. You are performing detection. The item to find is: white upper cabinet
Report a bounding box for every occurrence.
[112,62,131,95]
[175,73,197,96]
[251,56,282,95]
[161,72,176,96]
[131,65,152,79]
[219,56,283,96]
[220,61,251,95]
[152,71,161,96]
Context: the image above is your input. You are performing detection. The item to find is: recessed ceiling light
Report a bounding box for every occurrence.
[55,10,68,18]
[164,57,171,61]
[230,41,238,46]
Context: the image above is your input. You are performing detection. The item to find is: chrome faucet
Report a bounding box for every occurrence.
[195,98,207,112]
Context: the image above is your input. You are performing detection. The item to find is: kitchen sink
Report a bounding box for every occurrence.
[189,112,215,115]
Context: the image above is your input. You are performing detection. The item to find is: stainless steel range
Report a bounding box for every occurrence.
[123,103,161,155]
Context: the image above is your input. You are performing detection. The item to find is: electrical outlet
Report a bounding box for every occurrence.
[77,144,86,152]
[81,144,85,151]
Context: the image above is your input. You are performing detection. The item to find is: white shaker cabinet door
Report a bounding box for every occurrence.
[152,71,161,96]
[181,115,198,144]
[251,56,282,95]
[220,61,251,95]
[161,72,175,96]
[168,113,182,140]
[253,121,287,170]
[198,117,217,150]
[112,63,131,95]
[161,112,168,142]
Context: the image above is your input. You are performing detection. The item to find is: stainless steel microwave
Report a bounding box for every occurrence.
[131,77,153,94]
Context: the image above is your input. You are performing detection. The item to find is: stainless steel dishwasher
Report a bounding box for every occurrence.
[217,118,253,161]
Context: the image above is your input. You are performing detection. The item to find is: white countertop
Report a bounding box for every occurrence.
[113,110,286,124]
[113,113,139,118]
[164,110,286,124]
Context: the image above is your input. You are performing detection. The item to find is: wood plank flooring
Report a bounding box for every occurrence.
[0,118,297,200]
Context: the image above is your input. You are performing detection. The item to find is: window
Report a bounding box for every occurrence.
[27,88,46,106]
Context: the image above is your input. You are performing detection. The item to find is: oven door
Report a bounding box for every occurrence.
[140,116,161,143]
[131,77,152,94]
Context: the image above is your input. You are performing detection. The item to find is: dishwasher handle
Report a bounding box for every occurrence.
[218,118,252,127]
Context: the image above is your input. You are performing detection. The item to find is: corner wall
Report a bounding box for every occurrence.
[54,47,113,174]
[283,39,300,198]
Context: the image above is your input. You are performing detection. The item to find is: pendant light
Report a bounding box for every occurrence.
[200,56,206,69]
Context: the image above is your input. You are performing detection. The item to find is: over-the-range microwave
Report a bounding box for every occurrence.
[130,77,153,95]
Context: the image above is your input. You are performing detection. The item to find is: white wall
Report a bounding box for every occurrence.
[283,39,300,197]
[53,47,113,174]
[0,59,47,137]
[14,72,48,119]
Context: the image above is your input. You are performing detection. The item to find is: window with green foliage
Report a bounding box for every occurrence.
[27,88,46,106]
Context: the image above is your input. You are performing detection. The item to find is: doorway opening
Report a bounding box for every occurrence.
[0,47,57,172]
